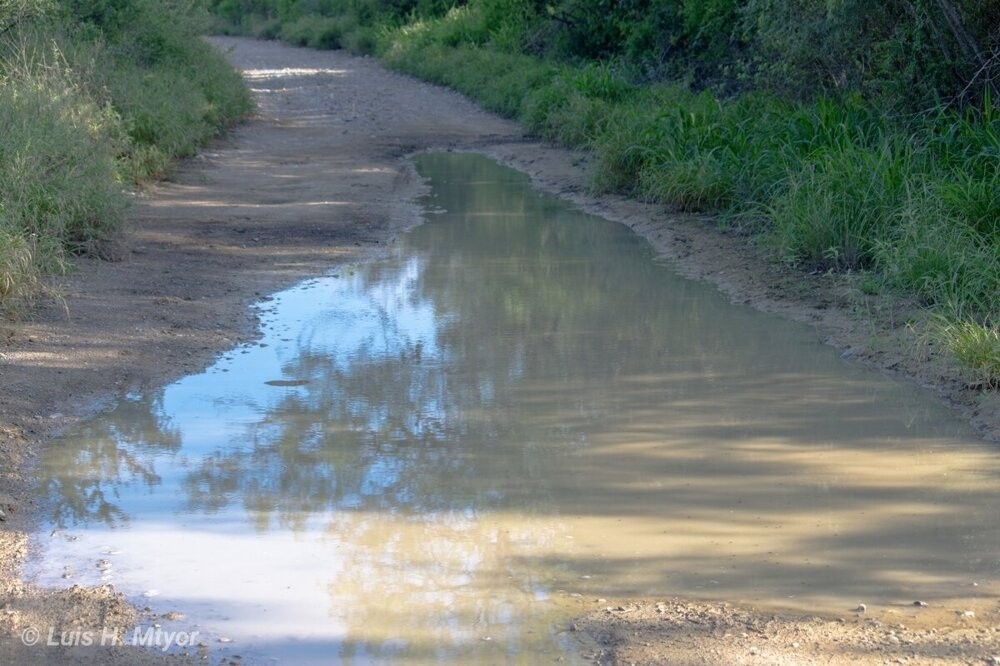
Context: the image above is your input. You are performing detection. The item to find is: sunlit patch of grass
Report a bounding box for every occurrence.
[0,228,36,308]
[933,316,1000,388]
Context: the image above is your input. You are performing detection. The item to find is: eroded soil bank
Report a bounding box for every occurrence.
[1,36,999,664]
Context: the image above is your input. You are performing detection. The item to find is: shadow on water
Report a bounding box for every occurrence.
[31,153,1000,663]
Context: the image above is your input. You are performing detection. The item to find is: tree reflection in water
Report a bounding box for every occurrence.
[43,152,738,530]
[40,397,181,528]
[32,154,996,662]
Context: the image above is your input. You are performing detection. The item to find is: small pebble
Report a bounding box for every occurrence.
[856,603,867,613]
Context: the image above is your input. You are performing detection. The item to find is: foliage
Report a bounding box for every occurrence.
[932,317,1000,388]
[210,0,999,109]
[0,1,252,308]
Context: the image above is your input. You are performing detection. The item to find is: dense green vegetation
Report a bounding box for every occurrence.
[209,0,1000,385]
[0,0,252,308]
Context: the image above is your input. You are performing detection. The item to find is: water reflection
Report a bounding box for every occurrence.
[33,153,1000,663]
[41,397,181,528]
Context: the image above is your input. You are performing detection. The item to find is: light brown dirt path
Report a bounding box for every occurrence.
[0,36,998,665]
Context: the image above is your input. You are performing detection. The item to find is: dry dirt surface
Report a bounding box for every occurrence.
[576,599,1000,665]
[0,36,998,665]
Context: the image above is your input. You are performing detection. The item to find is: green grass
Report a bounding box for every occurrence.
[0,3,252,310]
[933,317,1000,388]
[0,66,129,287]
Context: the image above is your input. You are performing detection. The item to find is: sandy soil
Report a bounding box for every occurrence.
[0,36,998,665]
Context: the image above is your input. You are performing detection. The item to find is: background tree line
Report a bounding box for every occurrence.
[206,0,999,111]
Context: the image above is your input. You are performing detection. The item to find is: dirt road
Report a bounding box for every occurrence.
[1,36,998,664]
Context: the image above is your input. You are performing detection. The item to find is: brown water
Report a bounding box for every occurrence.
[31,153,1000,663]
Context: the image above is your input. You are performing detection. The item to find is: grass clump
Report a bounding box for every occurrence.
[0,229,37,304]
[933,318,1000,388]
[766,141,912,270]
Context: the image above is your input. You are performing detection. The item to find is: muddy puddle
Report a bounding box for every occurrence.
[29,153,1000,663]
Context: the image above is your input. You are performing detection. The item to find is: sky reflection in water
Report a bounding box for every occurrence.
[31,153,1000,664]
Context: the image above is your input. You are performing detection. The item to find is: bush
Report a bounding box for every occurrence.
[279,15,345,47]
